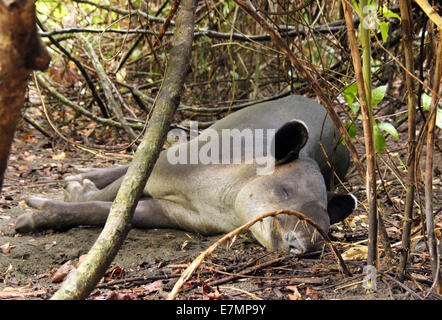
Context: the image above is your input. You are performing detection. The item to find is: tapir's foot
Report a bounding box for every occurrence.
[15,212,36,233]
[15,197,49,233]
[64,179,98,202]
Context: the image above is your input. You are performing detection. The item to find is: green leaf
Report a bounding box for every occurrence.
[437,108,442,130]
[352,1,359,13]
[230,70,239,80]
[374,125,386,153]
[378,122,399,140]
[380,21,389,43]
[350,102,361,113]
[344,82,358,105]
[371,85,387,107]
[344,121,357,144]
[380,6,401,22]
[421,93,432,111]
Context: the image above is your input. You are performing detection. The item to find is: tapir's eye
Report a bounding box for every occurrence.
[277,185,290,200]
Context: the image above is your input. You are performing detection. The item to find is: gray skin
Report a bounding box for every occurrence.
[16,95,357,255]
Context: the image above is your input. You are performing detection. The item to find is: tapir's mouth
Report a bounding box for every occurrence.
[284,231,306,255]
[283,230,323,255]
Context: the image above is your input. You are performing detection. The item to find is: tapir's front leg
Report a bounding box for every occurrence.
[15,196,176,233]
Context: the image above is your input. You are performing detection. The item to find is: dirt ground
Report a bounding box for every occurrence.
[0,120,440,300]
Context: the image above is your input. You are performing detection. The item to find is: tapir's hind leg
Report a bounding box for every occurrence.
[65,165,129,189]
[15,196,176,233]
[63,165,128,202]
[64,177,123,202]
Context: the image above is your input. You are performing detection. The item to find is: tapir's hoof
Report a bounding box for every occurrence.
[71,166,94,174]
[15,213,36,233]
[25,196,47,209]
[64,179,98,202]
[64,174,82,183]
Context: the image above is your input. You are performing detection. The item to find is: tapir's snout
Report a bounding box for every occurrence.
[283,230,323,255]
[280,201,330,255]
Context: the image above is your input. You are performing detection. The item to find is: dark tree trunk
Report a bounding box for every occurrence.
[0,0,50,191]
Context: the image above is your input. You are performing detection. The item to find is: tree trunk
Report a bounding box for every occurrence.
[0,0,50,191]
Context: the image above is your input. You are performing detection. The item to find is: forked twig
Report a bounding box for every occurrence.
[167,209,352,300]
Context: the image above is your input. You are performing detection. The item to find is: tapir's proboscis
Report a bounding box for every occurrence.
[16,95,357,255]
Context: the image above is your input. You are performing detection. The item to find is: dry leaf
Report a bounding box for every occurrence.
[144,280,163,294]
[18,200,28,207]
[341,246,368,261]
[51,260,75,283]
[181,240,188,251]
[52,152,66,160]
[286,285,303,300]
[305,286,319,299]
[1,242,14,253]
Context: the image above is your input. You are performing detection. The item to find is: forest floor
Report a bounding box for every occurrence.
[0,114,441,301]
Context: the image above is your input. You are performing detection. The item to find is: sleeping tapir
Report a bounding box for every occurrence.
[15,95,356,254]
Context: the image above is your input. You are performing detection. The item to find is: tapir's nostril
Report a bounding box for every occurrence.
[289,244,303,255]
[284,232,307,255]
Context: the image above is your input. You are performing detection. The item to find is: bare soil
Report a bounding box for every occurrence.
[0,121,440,300]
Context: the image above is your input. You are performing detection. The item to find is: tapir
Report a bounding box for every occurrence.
[15,95,357,254]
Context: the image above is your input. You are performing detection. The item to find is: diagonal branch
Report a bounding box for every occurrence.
[50,0,197,300]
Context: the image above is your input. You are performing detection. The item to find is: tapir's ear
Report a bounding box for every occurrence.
[274,120,309,164]
[327,192,357,224]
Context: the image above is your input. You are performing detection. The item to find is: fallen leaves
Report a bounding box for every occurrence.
[1,242,14,253]
[50,260,75,283]
[286,285,303,300]
[341,246,368,261]
[50,254,88,283]
[0,287,46,300]
[52,152,66,160]
[285,285,319,300]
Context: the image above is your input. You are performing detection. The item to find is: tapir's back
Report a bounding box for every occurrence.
[209,95,350,187]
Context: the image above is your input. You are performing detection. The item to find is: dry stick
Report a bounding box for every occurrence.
[424,31,442,294]
[398,0,418,282]
[167,209,352,300]
[375,161,395,264]
[80,35,138,140]
[36,19,109,119]
[413,0,442,30]
[231,0,366,183]
[207,257,286,287]
[154,0,182,47]
[50,0,197,300]
[342,0,377,268]
[380,273,423,300]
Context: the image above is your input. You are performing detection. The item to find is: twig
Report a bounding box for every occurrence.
[80,35,138,140]
[36,19,109,118]
[381,273,423,300]
[207,257,285,286]
[413,0,442,30]
[342,0,377,267]
[423,30,442,294]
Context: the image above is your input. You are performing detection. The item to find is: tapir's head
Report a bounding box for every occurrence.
[234,120,356,255]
